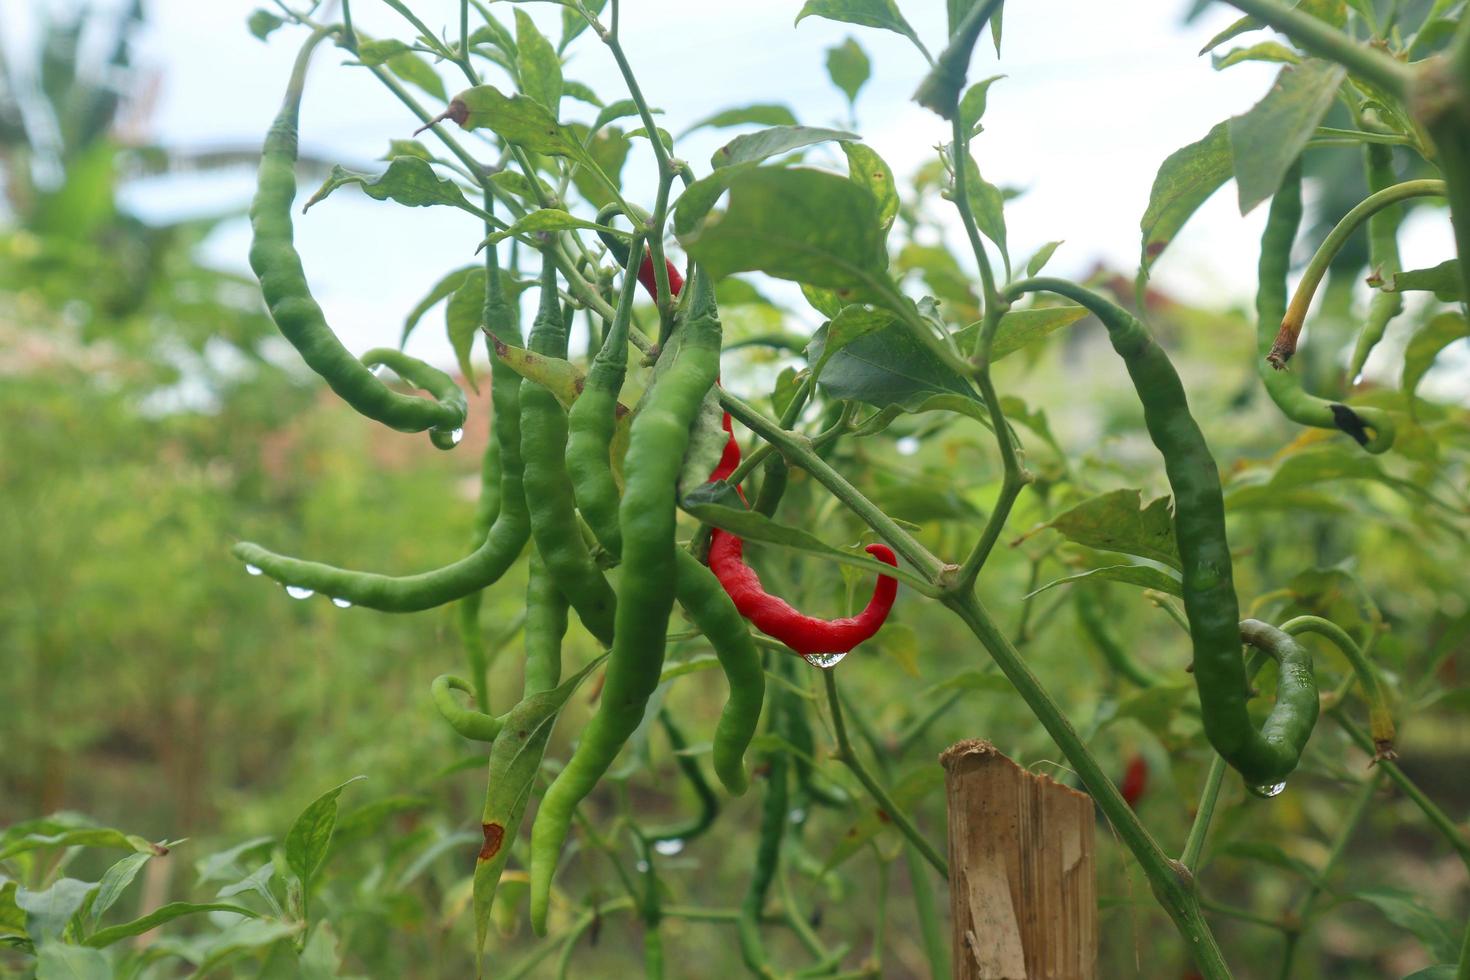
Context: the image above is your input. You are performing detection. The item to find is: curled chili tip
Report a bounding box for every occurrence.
[412,97,468,136]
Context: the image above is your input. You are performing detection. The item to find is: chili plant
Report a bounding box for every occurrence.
[61,0,1465,976]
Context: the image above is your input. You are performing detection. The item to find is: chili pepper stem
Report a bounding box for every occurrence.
[1219,0,1412,97]
[1280,615,1396,759]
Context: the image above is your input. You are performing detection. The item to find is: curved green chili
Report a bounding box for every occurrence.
[234,196,531,611]
[521,249,618,645]
[431,674,503,742]
[530,268,723,934]
[1255,161,1396,453]
[1279,615,1394,759]
[459,421,502,711]
[1236,619,1322,786]
[1003,276,1320,786]
[643,707,720,845]
[248,28,465,445]
[565,249,763,796]
[358,348,467,450]
[1347,141,1406,380]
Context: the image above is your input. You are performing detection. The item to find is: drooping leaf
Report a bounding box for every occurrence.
[710,125,860,169]
[1229,59,1346,214]
[1139,121,1231,275]
[1350,887,1463,963]
[953,151,1010,277]
[0,828,164,862]
[446,85,595,168]
[1212,40,1301,70]
[303,158,470,213]
[247,9,284,41]
[384,49,446,102]
[472,655,610,954]
[825,37,871,107]
[85,903,257,948]
[514,9,562,114]
[1025,564,1184,600]
[807,317,979,417]
[561,80,602,108]
[954,304,1090,360]
[446,267,487,389]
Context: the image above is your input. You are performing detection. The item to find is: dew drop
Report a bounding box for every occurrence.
[1351,372,1365,386]
[896,436,920,456]
[653,838,684,856]
[245,563,263,577]
[331,597,352,608]
[450,427,464,446]
[803,652,847,669]
[1248,781,1286,799]
[636,860,650,872]
[285,585,315,600]
[788,808,807,825]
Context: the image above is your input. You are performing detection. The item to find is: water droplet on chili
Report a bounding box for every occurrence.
[285,585,315,600]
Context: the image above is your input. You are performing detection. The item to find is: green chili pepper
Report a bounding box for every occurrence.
[529,268,723,934]
[1003,277,1320,787]
[524,550,568,696]
[459,426,502,711]
[431,674,503,742]
[1279,614,1394,759]
[1348,141,1406,381]
[643,707,720,845]
[248,29,465,446]
[234,197,530,612]
[358,348,468,450]
[521,249,618,645]
[565,247,763,796]
[1075,585,1159,689]
[1254,161,1395,453]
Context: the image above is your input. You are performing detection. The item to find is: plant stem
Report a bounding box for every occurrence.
[1280,615,1395,756]
[822,670,948,879]
[1220,0,1412,97]
[942,590,1232,978]
[1199,896,1290,932]
[1181,755,1228,871]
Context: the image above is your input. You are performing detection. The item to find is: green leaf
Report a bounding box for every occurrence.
[303,158,470,213]
[1402,312,1469,402]
[825,37,871,106]
[285,776,365,891]
[807,317,980,419]
[380,138,433,162]
[591,99,652,134]
[247,10,284,41]
[682,104,799,136]
[35,945,111,980]
[479,208,624,248]
[194,836,275,886]
[17,878,97,943]
[823,767,944,871]
[1229,59,1346,214]
[192,919,301,975]
[1212,40,1301,70]
[1,880,26,937]
[810,305,895,379]
[1383,260,1463,301]
[446,267,487,390]
[569,124,632,208]
[711,125,860,169]
[795,0,920,45]
[447,85,594,168]
[1139,121,1231,274]
[1350,887,1462,962]
[562,80,601,108]
[954,304,1090,361]
[1025,564,1184,600]
[680,487,926,590]
[958,75,1004,136]
[678,167,892,306]
[1403,968,1458,980]
[954,152,1009,278]
[561,0,605,50]
[1198,15,1262,54]
[85,903,256,948]
[355,38,412,67]
[87,853,152,933]
[469,18,516,59]
[842,142,899,236]
[473,655,610,955]
[1037,490,1182,570]
[488,169,556,204]
[514,9,562,114]
[1025,240,1063,276]
[0,829,164,862]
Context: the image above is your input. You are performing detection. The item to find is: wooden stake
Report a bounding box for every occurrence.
[941,739,1097,979]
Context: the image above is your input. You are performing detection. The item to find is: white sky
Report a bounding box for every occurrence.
[14,0,1461,373]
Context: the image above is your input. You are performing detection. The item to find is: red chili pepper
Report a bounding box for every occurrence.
[1120,753,1149,808]
[637,253,683,301]
[708,530,897,655]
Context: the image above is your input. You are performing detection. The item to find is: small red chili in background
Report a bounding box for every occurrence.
[1120,753,1149,808]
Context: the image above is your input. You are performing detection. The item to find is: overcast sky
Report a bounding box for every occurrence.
[12,0,1459,377]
